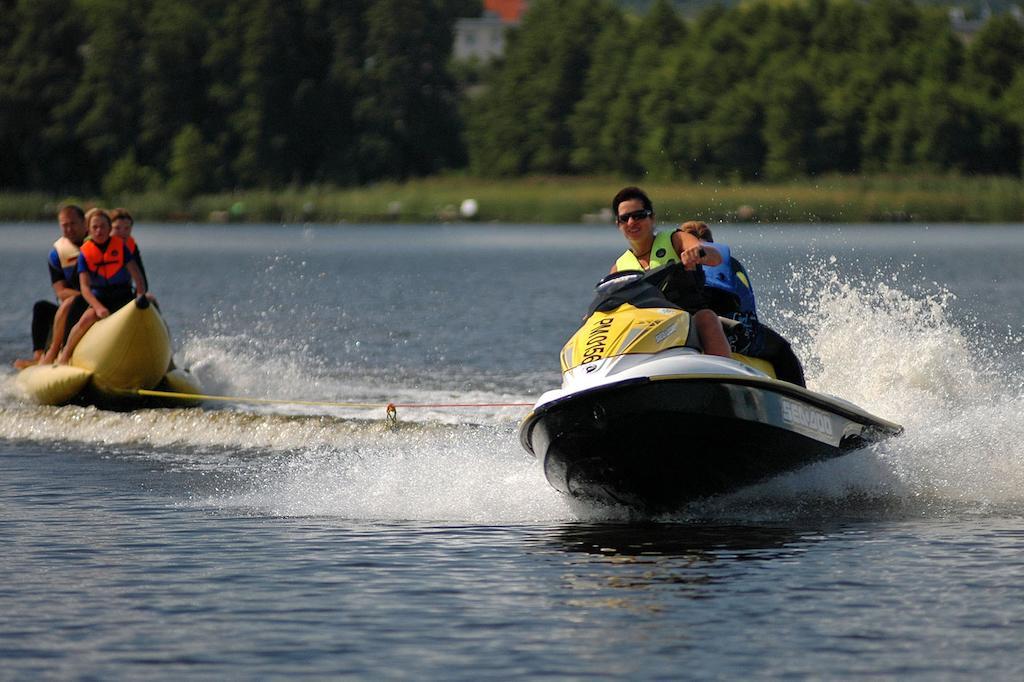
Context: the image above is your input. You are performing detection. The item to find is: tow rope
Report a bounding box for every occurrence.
[133,388,533,424]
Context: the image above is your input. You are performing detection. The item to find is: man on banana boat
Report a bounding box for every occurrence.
[610,186,731,357]
[38,207,108,364]
[12,205,91,369]
[55,208,150,365]
[679,220,806,387]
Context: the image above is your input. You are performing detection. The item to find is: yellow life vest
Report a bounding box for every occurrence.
[53,237,81,271]
[615,230,678,272]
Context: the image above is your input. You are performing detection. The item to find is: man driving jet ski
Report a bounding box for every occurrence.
[610,186,731,358]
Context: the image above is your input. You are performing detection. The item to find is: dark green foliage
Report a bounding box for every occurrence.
[963,14,1024,97]
[761,67,826,179]
[138,2,215,171]
[66,0,150,174]
[356,0,465,179]
[167,124,217,198]
[467,0,1024,180]
[467,0,620,175]
[102,149,162,197]
[0,0,88,191]
[0,0,472,192]
[2,0,1023,192]
[603,0,685,177]
[567,18,633,173]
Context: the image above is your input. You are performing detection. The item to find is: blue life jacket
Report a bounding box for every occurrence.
[702,242,757,318]
[702,242,763,354]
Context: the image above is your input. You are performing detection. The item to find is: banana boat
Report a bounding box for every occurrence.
[16,296,201,409]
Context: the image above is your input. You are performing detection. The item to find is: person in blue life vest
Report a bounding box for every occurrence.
[680,220,806,387]
[609,187,731,358]
[13,205,92,368]
[55,209,150,365]
[110,207,150,292]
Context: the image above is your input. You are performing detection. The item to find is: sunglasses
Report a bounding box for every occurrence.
[616,208,652,224]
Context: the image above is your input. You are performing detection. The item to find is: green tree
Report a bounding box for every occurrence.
[701,83,764,180]
[760,66,825,178]
[808,0,871,173]
[303,0,366,185]
[962,14,1024,98]
[167,124,217,199]
[101,149,162,197]
[467,0,618,175]
[0,0,87,190]
[835,0,963,174]
[355,0,466,180]
[899,82,1017,174]
[568,21,632,173]
[205,0,317,186]
[65,0,150,186]
[861,83,914,171]
[1002,68,1024,174]
[137,1,214,172]
[639,6,746,179]
[599,0,684,177]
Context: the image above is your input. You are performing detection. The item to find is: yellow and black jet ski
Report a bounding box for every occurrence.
[16,296,201,409]
[518,266,902,511]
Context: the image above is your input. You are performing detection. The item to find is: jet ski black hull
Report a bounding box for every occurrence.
[520,377,901,511]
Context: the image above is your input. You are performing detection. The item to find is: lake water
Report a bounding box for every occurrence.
[2,221,1023,678]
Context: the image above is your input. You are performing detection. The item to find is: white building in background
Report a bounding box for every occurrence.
[453,0,528,62]
[454,12,509,61]
[949,2,1024,41]
[949,3,993,39]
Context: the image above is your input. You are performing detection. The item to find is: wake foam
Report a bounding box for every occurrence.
[681,259,1024,520]
[176,334,535,425]
[199,426,570,523]
[2,258,1021,523]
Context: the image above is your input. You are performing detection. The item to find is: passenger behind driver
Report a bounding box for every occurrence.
[679,221,805,386]
[110,208,150,292]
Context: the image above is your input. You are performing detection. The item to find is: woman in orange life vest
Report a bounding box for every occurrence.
[56,209,150,365]
[609,186,731,357]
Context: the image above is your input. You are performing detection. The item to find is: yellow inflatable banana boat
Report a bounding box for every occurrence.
[16,297,202,408]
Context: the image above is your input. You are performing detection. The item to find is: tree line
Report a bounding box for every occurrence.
[0,0,475,196]
[469,0,1024,180]
[2,0,1023,198]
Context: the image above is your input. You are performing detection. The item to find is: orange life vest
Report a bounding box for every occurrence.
[80,236,127,280]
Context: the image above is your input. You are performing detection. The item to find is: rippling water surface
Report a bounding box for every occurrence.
[2,222,1023,678]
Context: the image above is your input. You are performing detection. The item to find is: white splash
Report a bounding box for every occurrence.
[691,259,1024,519]
[3,258,1021,523]
[205,428,570,523]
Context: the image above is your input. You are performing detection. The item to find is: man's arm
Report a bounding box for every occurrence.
[49,255,78,301]
[673,230,722,268]
[52,280,78,301]
[126,261,146,297]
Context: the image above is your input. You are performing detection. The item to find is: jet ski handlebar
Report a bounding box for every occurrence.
[587,264,686,317]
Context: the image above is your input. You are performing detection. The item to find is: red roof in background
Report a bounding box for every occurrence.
[485,0,527,23]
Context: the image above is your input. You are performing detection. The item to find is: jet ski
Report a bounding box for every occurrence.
[518,265,903,511]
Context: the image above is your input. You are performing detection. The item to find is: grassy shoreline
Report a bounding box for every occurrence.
[2,174,1023,224]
